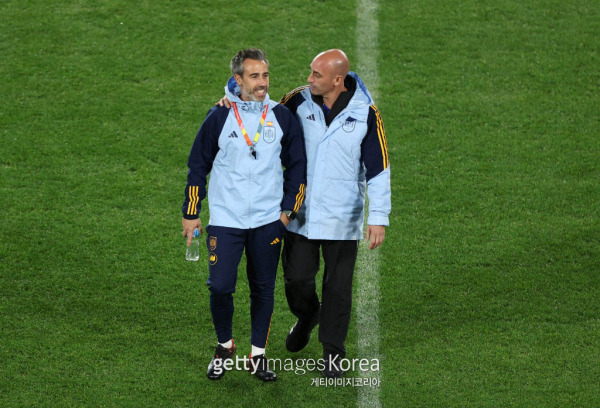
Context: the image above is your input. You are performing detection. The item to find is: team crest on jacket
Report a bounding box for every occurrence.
[209,252,218,265]
[209,236,217,251]
[263,126,276,143]
[343,117,356,132]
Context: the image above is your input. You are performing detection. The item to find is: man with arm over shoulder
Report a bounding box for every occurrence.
[216,49,390,378]
[279,49,391,378]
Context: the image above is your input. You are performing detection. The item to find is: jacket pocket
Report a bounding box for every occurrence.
[328,138,362,180]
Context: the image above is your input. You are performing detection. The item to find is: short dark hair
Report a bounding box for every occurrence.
[230,48,269,77]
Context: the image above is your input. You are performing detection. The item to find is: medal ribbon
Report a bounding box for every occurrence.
[232,103,269,150]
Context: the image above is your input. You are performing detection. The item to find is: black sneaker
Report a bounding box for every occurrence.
[248,354,276,382]
[286,315,318,352]
[207,341,236,380]
[322,350,344,378]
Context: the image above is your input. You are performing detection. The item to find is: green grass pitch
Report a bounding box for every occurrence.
[1,0,599,406]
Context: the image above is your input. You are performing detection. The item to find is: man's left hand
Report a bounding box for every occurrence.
[366,225,386,250]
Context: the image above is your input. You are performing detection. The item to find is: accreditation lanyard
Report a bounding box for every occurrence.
[232,102,269,159]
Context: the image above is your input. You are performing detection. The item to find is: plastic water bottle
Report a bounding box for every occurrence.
[186,229,200,261]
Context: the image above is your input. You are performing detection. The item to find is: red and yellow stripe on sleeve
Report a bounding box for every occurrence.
[371,105,389,169]
[293,183,305,213]
[279,85,309,105]
[186,186,200,216]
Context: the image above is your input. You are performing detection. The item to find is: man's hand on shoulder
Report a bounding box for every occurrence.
[366,225,385,250]
[216,96,232,108]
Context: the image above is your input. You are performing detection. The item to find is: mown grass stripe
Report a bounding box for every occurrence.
[356,0,382,407]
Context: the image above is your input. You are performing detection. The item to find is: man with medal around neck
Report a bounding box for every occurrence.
[181,48,307,382]
[216,49,391,378]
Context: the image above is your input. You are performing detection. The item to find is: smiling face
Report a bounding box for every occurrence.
[235,58,269,102]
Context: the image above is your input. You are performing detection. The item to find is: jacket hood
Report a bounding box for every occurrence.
[225,76,271,110]
[346,71,374,110]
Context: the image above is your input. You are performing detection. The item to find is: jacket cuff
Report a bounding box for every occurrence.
[182,213,200,220]
[367,213,389,227]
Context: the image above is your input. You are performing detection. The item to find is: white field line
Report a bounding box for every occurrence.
[356,0,382,407]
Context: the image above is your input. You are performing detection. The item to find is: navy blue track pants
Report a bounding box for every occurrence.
[206,219,286,348]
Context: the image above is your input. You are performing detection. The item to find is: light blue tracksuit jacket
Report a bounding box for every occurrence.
[280,72,391,240]
[182,79,307,229]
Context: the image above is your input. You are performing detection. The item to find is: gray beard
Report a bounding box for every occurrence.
[241,87,268,103]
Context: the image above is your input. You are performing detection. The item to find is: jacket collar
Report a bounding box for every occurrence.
[308,71,373,123]
[311,75,357,126]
